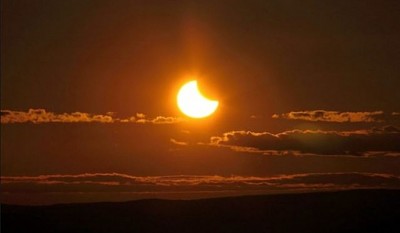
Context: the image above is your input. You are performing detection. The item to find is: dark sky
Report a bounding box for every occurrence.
[1,0,400,205]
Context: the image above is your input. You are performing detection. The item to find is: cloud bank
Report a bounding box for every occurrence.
[3,172,399,205]
[2,172,399,195]
[272,110,384,122]
[1,109,183,124]
[209,126,400,156]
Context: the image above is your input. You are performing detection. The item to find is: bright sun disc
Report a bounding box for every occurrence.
[177,80,219,118]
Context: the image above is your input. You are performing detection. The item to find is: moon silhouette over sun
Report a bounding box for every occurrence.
[177,80,219,118]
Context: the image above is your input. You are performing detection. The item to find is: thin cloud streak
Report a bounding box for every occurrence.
[1,109,183,124]
[272,110,384,122]
[170,138,189,146]
[134,113,185,124]
[2,172,399,194]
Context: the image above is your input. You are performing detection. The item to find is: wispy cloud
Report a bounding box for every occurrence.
[135,113,185,124]
[208,126,400,156]
[1,109,183,124]
[272,110,384,122]
[2,172,399,193]
[170,138,189,146]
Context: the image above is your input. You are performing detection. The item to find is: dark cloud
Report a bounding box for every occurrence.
[1,109,183,124]
[272,110,384,122]
[210,126,400,156]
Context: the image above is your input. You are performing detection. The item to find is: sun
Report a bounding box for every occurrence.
[177,80,219,118]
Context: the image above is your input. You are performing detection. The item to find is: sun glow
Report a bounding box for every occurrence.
[177,80,219,118]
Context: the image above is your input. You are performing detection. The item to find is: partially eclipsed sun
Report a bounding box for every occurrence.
[177,80,219,118]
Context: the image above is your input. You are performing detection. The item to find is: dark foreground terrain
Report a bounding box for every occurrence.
[2,189,400,233]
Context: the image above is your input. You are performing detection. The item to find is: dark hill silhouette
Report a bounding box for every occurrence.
[2,189,400,233]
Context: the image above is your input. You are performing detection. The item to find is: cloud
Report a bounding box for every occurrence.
[170,138,188,146]
[272,110,384,122]
[209,126,400,156]
[136,115,185,124]
[2,172,399,194]
[1,109,183,124]
[0,109,114,123]
[250,115,262,119]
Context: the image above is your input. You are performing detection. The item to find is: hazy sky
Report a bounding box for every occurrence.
[1,0,400,205]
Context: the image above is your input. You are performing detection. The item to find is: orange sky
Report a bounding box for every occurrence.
[1,0,400,205]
